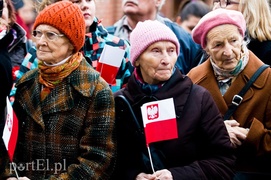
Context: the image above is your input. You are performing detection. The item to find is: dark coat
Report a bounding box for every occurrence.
[188,51,271,174]
[0,30,17,177]
[8,23,27,68]
[113,70,235,179]
[247,38,271,66]
[0,31,13,134]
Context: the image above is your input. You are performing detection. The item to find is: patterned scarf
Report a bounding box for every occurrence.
[210,44,249,81]
[39,52,82,101]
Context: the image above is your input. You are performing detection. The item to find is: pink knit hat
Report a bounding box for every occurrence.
[192,9,246,49]
[130,20,180,66]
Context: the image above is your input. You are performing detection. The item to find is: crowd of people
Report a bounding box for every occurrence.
[1,0,271,179]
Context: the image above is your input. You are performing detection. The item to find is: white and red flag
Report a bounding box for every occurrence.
[141,98,178,145]
[96,44,125,84]
[2,97,18,161]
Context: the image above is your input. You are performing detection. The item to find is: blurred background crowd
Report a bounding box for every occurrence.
[12,0,216,40]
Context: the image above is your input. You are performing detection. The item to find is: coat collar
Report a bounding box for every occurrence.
[15,59,98,128]
[123,70,192,117]
[188,51,269,115]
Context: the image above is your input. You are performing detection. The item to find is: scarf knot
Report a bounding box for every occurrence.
[39,52,83,101]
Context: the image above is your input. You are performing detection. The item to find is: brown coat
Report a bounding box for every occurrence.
[188,51,271,173]
[2,58,116,179]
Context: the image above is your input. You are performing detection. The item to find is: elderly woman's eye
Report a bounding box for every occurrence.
[152,48,160,53]
[169,48,175,53]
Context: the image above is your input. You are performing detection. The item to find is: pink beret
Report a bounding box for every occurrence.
[192,9,246,48]
[130,20,180,66]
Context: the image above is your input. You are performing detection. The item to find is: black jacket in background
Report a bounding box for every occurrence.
[0,31,13,136]
[113,70,235,180]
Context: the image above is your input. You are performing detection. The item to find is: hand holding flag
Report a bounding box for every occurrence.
[140,98,178,174]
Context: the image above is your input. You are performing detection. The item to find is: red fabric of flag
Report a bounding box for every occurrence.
[2,97,18,161]
[96,44,124,85]
[141,98,178,145]
[96,63,119,84]
[144,118,178,144]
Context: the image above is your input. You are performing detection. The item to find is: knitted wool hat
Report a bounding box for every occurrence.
[130,20,180,66]
[33,1,85,52]
[192,9,246,49]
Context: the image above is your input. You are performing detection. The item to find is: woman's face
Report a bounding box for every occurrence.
[34,24,74,65]
[135,41,178,84]
[205,24,243,70]
[69,0,96,32]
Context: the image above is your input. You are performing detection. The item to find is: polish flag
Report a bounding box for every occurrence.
[141,98,178,145]
[96,44,125,84]
[2,97,18,161]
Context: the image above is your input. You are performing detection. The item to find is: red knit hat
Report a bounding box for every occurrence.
[192,9,246,49]
[130,20,180,66]
[33,1,85,52]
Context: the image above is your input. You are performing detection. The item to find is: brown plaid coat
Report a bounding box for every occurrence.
[3,58,116,179]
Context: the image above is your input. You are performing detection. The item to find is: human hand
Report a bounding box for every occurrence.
[224,120,247,148]
[155,169,173,180]
[224,119,239,127]
[7,177,30,180]
[136,172,157,180]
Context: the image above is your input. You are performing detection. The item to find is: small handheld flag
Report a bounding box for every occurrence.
[141,98,178,145]
[2,97,18,161]
[96,44,125,85]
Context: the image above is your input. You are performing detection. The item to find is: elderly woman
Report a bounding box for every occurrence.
[2,1,115,179]
[9,0,132,104]
[213,0,271,66]
[113,20,235,180]
[188,9,271,179]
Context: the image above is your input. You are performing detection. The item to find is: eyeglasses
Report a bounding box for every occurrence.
[213,0,239,8]
[32,30,64,41]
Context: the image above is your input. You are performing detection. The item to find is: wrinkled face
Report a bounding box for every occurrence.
[180,15,201,34]
[205,24,243,70]
[69,0,96,31]
[34,24,74,65]
[121,0,159,16]
[135,41,177,84]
